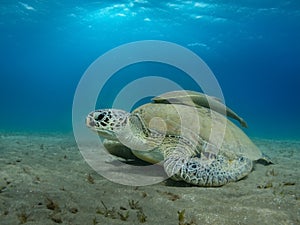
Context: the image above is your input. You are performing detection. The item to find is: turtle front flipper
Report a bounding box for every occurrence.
[103,139,138,161]
[163,140,253,186]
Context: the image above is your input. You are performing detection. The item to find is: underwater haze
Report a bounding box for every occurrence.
[0,0,300,139]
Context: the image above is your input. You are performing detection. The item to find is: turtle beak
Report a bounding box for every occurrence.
[86,113,97,129]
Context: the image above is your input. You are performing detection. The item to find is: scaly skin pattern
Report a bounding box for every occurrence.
[183,156,252,186]
[164,149,253,186]
[162,136,253,187]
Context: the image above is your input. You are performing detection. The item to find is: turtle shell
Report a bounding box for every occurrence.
[131,102,262,164]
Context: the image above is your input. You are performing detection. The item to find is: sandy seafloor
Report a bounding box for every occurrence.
[0,132,299,225]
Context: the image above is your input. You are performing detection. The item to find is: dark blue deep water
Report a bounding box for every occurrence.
[1,0,299,139]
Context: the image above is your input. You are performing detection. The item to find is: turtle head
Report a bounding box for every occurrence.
[86,109,130,140]
[86,109,155,151]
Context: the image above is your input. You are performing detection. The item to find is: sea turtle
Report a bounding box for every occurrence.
[86,90,271,186]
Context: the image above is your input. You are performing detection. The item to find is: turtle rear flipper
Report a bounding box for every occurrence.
[256,153,274,165]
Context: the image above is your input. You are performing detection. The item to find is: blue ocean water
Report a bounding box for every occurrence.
[0,0,299,139]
